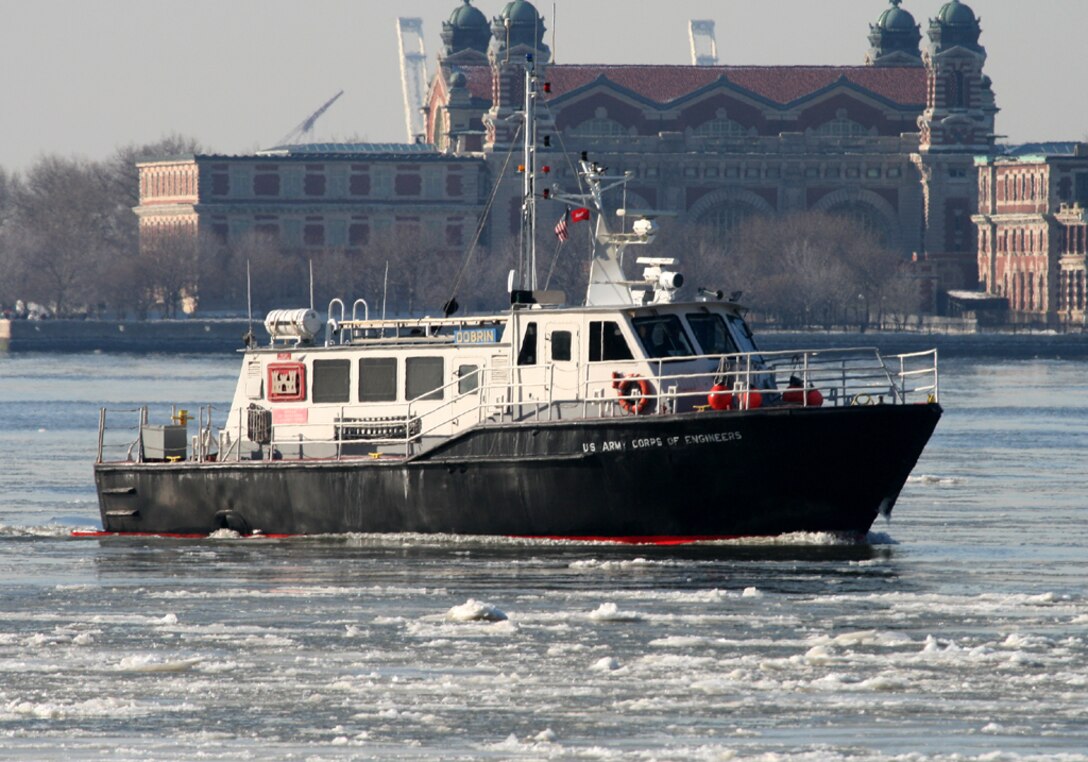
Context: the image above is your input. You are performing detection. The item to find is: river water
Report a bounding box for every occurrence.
[0,352,1086,761]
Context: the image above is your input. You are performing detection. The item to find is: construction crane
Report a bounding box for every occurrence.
[274,90,345,147]
[689,20,719,66]
[397,17,429,143]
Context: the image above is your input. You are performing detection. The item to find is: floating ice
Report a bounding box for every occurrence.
[569,557,656,571]
[742,586,763,598]
[445,598,508,622]
[533,728,558,742]
[590,656,621,672]
[116,655,202,673]
[587,602,642,622]
[908,474,964,487]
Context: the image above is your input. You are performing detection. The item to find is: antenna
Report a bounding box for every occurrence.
[396,17,429,143]
[381,260,390,338]
[274,90,344,147]
[552,2,557,63]
[689,20,719,66]
[521,58,539,290]
[245,259,255,348]
[308,259,314,310]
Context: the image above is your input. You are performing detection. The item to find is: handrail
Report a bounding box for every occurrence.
[96,346,938,464]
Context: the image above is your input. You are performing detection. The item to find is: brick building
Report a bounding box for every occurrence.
[973,147,1088,325]
[135,0,997,313]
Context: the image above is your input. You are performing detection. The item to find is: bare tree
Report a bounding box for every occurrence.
[655,210,917,328]
[9,156,123,316]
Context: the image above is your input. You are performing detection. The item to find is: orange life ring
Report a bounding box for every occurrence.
[616,374,652,414]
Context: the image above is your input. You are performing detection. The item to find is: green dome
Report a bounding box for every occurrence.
[937,0,977,25]
[501,0,541,24]
[877,1,917,31]
[448,0,486,31]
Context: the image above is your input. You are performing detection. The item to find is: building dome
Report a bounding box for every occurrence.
[442,0,490,57]
[867,0,922,66]
[491,0,549,59]
[449,0,487,31]
[937,0,977,26]
[876,0,918,31]
[501,0,541,24]
[929,0,982,53]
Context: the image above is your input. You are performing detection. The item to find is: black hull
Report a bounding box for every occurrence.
[94,403,941,540]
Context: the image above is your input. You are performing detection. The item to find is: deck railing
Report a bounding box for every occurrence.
[96,347,938,465]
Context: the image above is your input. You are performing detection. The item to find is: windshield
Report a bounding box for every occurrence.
[631,315,696,359]
[686,313,739,355]
[725,313,760,354]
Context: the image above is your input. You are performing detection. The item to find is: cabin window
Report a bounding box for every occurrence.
[406,357,444,401]
[551,330,572,362]
[312,359,350,403]
[359,357,397,402]
[725,314,761,354]
[686,313,739,355]
[517,322,538,366]
[457,364,480,395]
[631,315,695,359]
[588,321,633,362]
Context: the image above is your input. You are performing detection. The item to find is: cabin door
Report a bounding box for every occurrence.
[545,323,581,401]
[451,357,485,422]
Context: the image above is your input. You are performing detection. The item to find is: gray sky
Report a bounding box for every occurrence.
[0,0,1083,172]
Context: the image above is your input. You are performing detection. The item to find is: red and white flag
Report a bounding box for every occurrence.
[554,212,569,242]
[570,207,591,223]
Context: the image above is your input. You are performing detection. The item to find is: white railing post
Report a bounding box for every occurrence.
[97,408,106,463]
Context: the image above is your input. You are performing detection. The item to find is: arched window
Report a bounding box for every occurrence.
[814,117,868,138]
[693,117,748,138]
[570,118,628,137]
[570,108,629,138]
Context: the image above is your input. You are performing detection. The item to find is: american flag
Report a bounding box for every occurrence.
[554,211,569,242]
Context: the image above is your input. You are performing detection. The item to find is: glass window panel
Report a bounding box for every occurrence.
[406,357,443,401]
[588,321,633,362]
[686,313,738,355]
[312,359,350,403]
[457,364,479,395]
[551,330,572,362]
[631,315,696,359]
[359,357,397,402]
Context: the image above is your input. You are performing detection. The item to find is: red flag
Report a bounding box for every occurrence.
[554,212,569,242]
[570,207,591,223]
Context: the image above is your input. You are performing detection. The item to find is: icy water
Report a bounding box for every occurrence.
[0,352,1086,761]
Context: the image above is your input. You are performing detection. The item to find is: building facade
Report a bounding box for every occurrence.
[136,145,487,256]
[135,0,996,313]
[973,149,1088,325]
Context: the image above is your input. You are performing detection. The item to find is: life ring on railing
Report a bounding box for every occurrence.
[616,374,652,415]
[850,393,874,407]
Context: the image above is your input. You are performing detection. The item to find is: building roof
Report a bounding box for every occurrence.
[542,65,927,107]
[452,64,926,110]
[256,142,440,156]
[999,142,1085,158]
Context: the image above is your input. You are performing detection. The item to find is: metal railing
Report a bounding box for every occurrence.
[96,347,938,465]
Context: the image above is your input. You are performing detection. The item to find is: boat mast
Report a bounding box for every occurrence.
[520,56,539,291]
